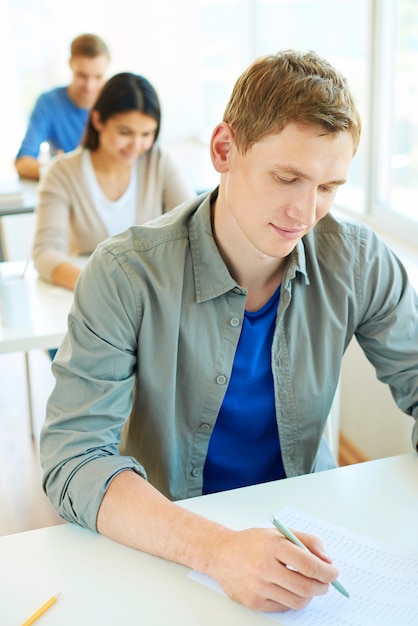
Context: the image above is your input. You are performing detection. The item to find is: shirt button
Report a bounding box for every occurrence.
[199,423,211,432]
[230,317,240,327]
[191,468,201,477]
[216,375,227,385]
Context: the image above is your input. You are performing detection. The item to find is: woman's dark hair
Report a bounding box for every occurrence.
[83,72,161,150]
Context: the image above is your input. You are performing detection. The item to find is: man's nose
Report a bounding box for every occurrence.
[85,78,99,93]
[288,188,317,226]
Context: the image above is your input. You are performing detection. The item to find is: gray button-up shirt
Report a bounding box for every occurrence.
[41,191,418,531]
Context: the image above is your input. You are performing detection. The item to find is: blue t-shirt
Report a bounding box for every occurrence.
[203,285,285,494]
[16,87,89,159]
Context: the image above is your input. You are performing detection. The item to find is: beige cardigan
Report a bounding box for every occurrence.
[33,146,195,281]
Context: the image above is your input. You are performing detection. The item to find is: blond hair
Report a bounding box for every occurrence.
[223,49,361,154]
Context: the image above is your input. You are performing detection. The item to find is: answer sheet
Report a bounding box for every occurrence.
[189,506,418,625]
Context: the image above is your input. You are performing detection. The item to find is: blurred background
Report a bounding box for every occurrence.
[1,0,417,243]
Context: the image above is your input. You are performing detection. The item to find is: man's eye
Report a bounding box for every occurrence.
[278,177,295,184]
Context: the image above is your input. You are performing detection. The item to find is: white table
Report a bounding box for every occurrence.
[0,180,38,261]
[1,453,416,625]
[0,179,38,218]
[0,261,75,436]
[0,262,73,354]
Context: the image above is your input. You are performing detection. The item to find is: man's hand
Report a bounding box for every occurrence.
[206,527,338,612]
[97,472,337,614]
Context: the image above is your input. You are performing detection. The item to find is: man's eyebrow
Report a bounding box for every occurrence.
[273,165,347,186]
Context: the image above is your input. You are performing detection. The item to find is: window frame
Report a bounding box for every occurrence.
[333,0,418,247]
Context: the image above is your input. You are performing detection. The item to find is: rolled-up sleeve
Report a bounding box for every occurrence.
[40,245,147,530]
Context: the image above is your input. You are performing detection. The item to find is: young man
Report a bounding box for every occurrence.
[41,50,418,614]
[15,33,110,180]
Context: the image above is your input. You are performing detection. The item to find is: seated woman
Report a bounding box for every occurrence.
[33,72,195,290]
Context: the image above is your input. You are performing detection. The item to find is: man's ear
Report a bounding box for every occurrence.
[210,123,235,173]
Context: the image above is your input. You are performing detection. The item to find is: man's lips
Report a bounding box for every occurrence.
[270,223,306,240]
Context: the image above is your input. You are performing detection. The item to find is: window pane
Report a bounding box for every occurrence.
[256,0,368,213]
[390,0,418,222]
[198,0,252,142]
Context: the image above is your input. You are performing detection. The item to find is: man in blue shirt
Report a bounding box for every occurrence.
[41,50,418,615]
[15,33,110,180]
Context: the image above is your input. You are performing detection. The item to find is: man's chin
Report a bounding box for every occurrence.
[77,95,96,110]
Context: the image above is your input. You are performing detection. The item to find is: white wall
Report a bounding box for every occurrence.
[340,340,414,459]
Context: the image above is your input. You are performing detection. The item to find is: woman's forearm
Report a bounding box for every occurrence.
[51,262,81,290]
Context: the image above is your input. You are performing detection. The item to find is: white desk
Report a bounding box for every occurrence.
[0,261,75,436]
[0,263,73,354]
[0,179,38,218]
[0,180,38,262]
[1,453,416,625]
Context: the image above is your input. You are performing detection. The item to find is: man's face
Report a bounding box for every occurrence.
[216,122,354,262]
[68,54,108,109]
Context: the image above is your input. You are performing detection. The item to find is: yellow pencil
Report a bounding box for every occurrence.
[21,593,60,626]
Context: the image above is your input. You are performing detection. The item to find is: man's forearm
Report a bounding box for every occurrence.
[96,470,339,613]
[97,470,230,573]
[15,156,40,180]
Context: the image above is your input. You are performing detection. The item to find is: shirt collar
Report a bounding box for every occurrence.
[188,190,310,302]
[283,239,310,287]
[188,190,241,303]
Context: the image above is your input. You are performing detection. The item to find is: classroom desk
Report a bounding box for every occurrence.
[0,180,38,261]
[0,261,77,436]
[0,179,38,218]
[1,453,416,625]
[0,262,73,354]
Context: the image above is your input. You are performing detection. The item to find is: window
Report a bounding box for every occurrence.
[255,0,369,215]
[373,0,418,241]
[2,0,417,244]
[198,0,418,244]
